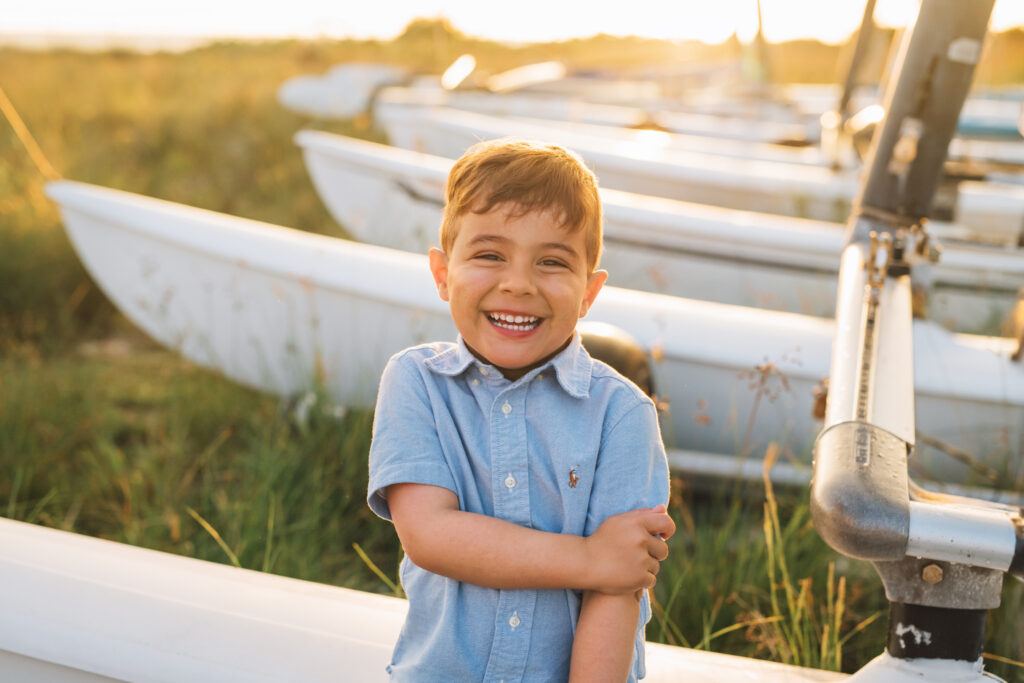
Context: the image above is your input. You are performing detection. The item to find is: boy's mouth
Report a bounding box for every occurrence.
[486,312,541,332]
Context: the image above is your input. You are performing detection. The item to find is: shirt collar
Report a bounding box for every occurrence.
[424,334,592,399]
[423,337,477,377]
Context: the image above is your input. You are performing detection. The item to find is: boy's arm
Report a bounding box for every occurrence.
[566,398,673,680]
[387,482,673,593]
[569,591,641,683]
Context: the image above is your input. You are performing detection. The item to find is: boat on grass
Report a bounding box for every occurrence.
[373,84,820,146]
[373,102,1024,246]
[45,180,1024,484]
[277,63,407,119]
[295,130,1024,335]
[0,516,846,682]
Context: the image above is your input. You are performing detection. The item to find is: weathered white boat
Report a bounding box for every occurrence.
[394,106,1024,181]
[277,63,407,119]
[374,84,820,146]
[374,102,1024,246]
[45,180,1024,483]
[785,82,1024,141]
[295,130,1024,335]
[0,516,847,682]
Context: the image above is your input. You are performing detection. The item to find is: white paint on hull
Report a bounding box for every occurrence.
[374,85,820,145]
[45,181,1024,483]
[296,130,1024,334]
[276,63,407,119]
[374,102,1024,246]
[0,517,846,682]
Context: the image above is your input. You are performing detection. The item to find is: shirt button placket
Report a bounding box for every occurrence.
[485,389,531,683]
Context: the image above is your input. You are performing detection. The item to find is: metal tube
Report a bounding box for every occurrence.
[823,239,914,442]
[906,500,1019,571]
[849,0,996,243]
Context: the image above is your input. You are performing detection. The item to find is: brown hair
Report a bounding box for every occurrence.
[440,138,603,271]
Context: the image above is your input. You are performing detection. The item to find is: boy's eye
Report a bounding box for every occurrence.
[473,253,502,261]
[540,258,569,268]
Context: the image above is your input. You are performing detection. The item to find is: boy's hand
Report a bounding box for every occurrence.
[582,505,675,594]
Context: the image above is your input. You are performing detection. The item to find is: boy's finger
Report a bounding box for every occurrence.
[643,510,676,538]
[648,537,669,561]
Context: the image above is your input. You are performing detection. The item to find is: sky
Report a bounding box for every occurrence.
[2,0,1023,50]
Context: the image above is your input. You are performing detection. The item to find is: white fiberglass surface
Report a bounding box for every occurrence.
[45,181,1024,481]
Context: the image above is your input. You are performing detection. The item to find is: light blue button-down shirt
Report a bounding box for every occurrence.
[368,334,671,682]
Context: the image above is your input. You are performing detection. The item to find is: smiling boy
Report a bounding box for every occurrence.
[368,138,673,681]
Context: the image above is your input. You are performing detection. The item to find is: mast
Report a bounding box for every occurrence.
[836,0,878,127]
[810,1,1023,680]
[822,0,879,169]
[753,0,772,90]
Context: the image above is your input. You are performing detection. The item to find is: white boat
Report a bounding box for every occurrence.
[374,102,1024,246]
[275,66,1024,183]
[374,84,820,146]
[784,83,1024,141]
[277,63,407,119]
[45,180,1024,484]
[295,130,1024,335]
[0,516,847,682]
[402,106,1024,180]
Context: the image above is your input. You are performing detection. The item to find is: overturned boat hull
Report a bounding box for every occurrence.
[46,181,1024,483]
[296,130,1024,336]
[375,103,1024,246]
[0,517,846,682]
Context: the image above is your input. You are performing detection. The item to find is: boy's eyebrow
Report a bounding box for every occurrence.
[466,234,582,258]
[466,233,508,247]
[540,241,582,258]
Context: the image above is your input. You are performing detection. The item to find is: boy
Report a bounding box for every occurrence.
[368,138,674,682]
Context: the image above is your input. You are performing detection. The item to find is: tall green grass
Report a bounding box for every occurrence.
[0,343,400,590]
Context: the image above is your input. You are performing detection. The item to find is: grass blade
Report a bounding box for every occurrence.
[353,542,403,597]
[186,506,241,569]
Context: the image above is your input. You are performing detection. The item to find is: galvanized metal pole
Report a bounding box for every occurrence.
[810,2,1024,681]
[851,0,995,240]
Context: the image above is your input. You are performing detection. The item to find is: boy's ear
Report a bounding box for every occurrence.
[579,269,608,318]
[428,248,450,302]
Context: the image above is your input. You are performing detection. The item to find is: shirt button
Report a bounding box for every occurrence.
[471,378,480,386]
[480,368,489,376]
[536,373,544,381]
[509,613,520,628]
[504,474,516,489]
[501,402,512,415]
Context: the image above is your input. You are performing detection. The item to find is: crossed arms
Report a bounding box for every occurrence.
[387,482,675,682]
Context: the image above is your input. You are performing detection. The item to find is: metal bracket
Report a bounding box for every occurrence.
[873,557,1004,610]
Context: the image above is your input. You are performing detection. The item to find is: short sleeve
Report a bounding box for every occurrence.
[584,400,670,537]
[367,353,458,521]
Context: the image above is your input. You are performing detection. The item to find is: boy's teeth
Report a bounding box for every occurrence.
[489,312,540,330]
[494,313,537,323]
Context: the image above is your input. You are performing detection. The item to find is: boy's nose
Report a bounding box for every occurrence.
[499,264,537,296]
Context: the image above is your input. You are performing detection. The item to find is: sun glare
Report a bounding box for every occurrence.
[1,0,1022,47]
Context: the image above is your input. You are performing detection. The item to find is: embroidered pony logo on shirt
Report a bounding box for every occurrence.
[568,465,580,488]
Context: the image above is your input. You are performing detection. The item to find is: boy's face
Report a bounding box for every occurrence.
[429,204,607,380]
